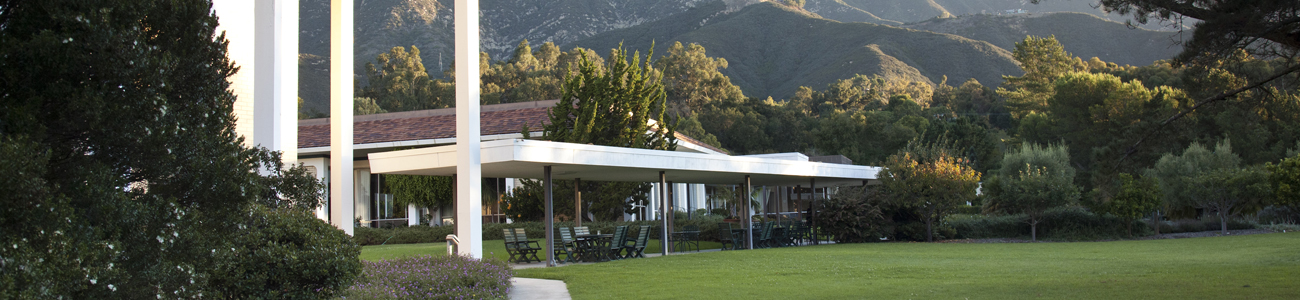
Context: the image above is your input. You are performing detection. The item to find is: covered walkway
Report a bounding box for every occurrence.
[368,139,879,266]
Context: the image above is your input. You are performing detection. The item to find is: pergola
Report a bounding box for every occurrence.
[369,139,880,266]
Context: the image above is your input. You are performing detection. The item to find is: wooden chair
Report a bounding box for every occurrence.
[574,226,590,236]
[512,228,542,263]
[553,227,576,263]
[607,226,629,259]
[503,229,524,263]
[717,223,740,250]
[625,225,651,258]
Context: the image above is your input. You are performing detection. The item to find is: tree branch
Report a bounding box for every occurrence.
[1116,63,1300,166]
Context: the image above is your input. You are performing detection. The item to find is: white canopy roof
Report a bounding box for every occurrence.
[368,139,879,186]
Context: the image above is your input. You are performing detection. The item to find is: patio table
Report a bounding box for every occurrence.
[574,234,613,262]
[671,231,700,252]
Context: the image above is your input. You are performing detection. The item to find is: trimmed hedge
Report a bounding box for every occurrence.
[948,206,1152,241]
[949,206,1260,241]
[345,255,512,299]
[354,215,731,246]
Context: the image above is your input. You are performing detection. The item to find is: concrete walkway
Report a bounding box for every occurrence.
[509,278,571,300]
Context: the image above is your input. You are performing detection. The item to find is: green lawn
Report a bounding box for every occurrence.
[515,232,1300,299]
[360,239,726,262]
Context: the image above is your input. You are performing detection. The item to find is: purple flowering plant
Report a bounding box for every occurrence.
[344,254,513,299]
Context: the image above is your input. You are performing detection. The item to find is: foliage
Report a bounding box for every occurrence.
[655,41,746,114]
[0,0,354,298]
[354,97,387,115]
[1186,166,1272,234]
[344,255,512,300]
[1267,153,1300,207]
[819,187,887,243]
[1149,141,1242,211]
[361,46,448,111]
[208,205,363,299]
[983,143,1079,241]
[949,206,1148,240]
[1081,0,1300,67]
[880,141,982,242]
[532,43,677,221]
[999,35,1078,118]
[1099,173,1163,236]
[517,233,1300,299]
[385,175,454,210]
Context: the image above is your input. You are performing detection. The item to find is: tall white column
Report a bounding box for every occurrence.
[254,0,299,165]
[330,0,355,235]
[455,0,484,258]
[408,204,420,226]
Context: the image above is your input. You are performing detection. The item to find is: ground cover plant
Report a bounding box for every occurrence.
[516,232,1300,299]
[344,255,512,300]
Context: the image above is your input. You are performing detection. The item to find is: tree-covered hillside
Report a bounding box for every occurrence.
[570,2,1022,99]
[902,12,1181,67]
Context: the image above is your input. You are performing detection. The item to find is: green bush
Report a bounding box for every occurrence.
[345,255,512,299]
[208,205,363,299]
[819,189,886,243]
[948,206,1151,240]
[1257,205,1300,225]
[1159,217,1256,234]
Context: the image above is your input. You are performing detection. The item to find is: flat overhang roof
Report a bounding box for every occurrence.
[368,139,880,186]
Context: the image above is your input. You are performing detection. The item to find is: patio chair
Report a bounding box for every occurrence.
[512,228,542,263]
[717,223,740,250]
[757,222,774,248]
[625,225,651,258]
[574,226,590,236]
[607,226,629,259]
[503,229,525,263]
[554,227,577,263]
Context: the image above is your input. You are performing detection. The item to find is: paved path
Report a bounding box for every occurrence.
[509,278,571,300]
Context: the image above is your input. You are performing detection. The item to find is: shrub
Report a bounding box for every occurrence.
[1257,205,1300,225]
[208,205,363,299]
[1158,217,1256,234]
[948,206,1151,240]
[819,188,886,243]
[345,255,512,299]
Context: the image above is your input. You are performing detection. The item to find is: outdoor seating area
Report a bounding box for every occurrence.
[505,220,821,264]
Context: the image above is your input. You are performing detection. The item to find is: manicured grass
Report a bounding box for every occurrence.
[360,239,726,262]
[515,233,1300,299]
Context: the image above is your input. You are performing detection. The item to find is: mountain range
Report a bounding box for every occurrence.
[294,0,1182,113]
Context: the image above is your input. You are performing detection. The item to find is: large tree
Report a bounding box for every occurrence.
[1037,0,1300,160]
[0,1,359,298]
[984,143,1080,241]
[880,141,982,242]
[361,46,446,111]
[1187,166,1272,234]
[505,44,678,221]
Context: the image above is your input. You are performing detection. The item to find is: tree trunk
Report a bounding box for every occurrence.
[1152,210,1161,235]
[1030,220,1037,242]
[925,206,934,242]
[1220,210,1228,234]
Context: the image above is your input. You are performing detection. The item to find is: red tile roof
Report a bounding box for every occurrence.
[297,100,728,154]
[298,101,555,148]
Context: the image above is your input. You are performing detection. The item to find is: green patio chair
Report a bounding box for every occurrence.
[625,225,651,258]
[717,223,740,250]
[554,227,577,263]
[513,228,542,263]
[607,226,629,260]
[503,228,524,263]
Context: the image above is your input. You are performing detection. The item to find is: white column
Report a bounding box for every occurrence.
[330,0,355,235]
[455,0,484,258]
[210,1,257,145]
[408,204,420,226]
[298,157,330,220]
[254,0,298,165]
